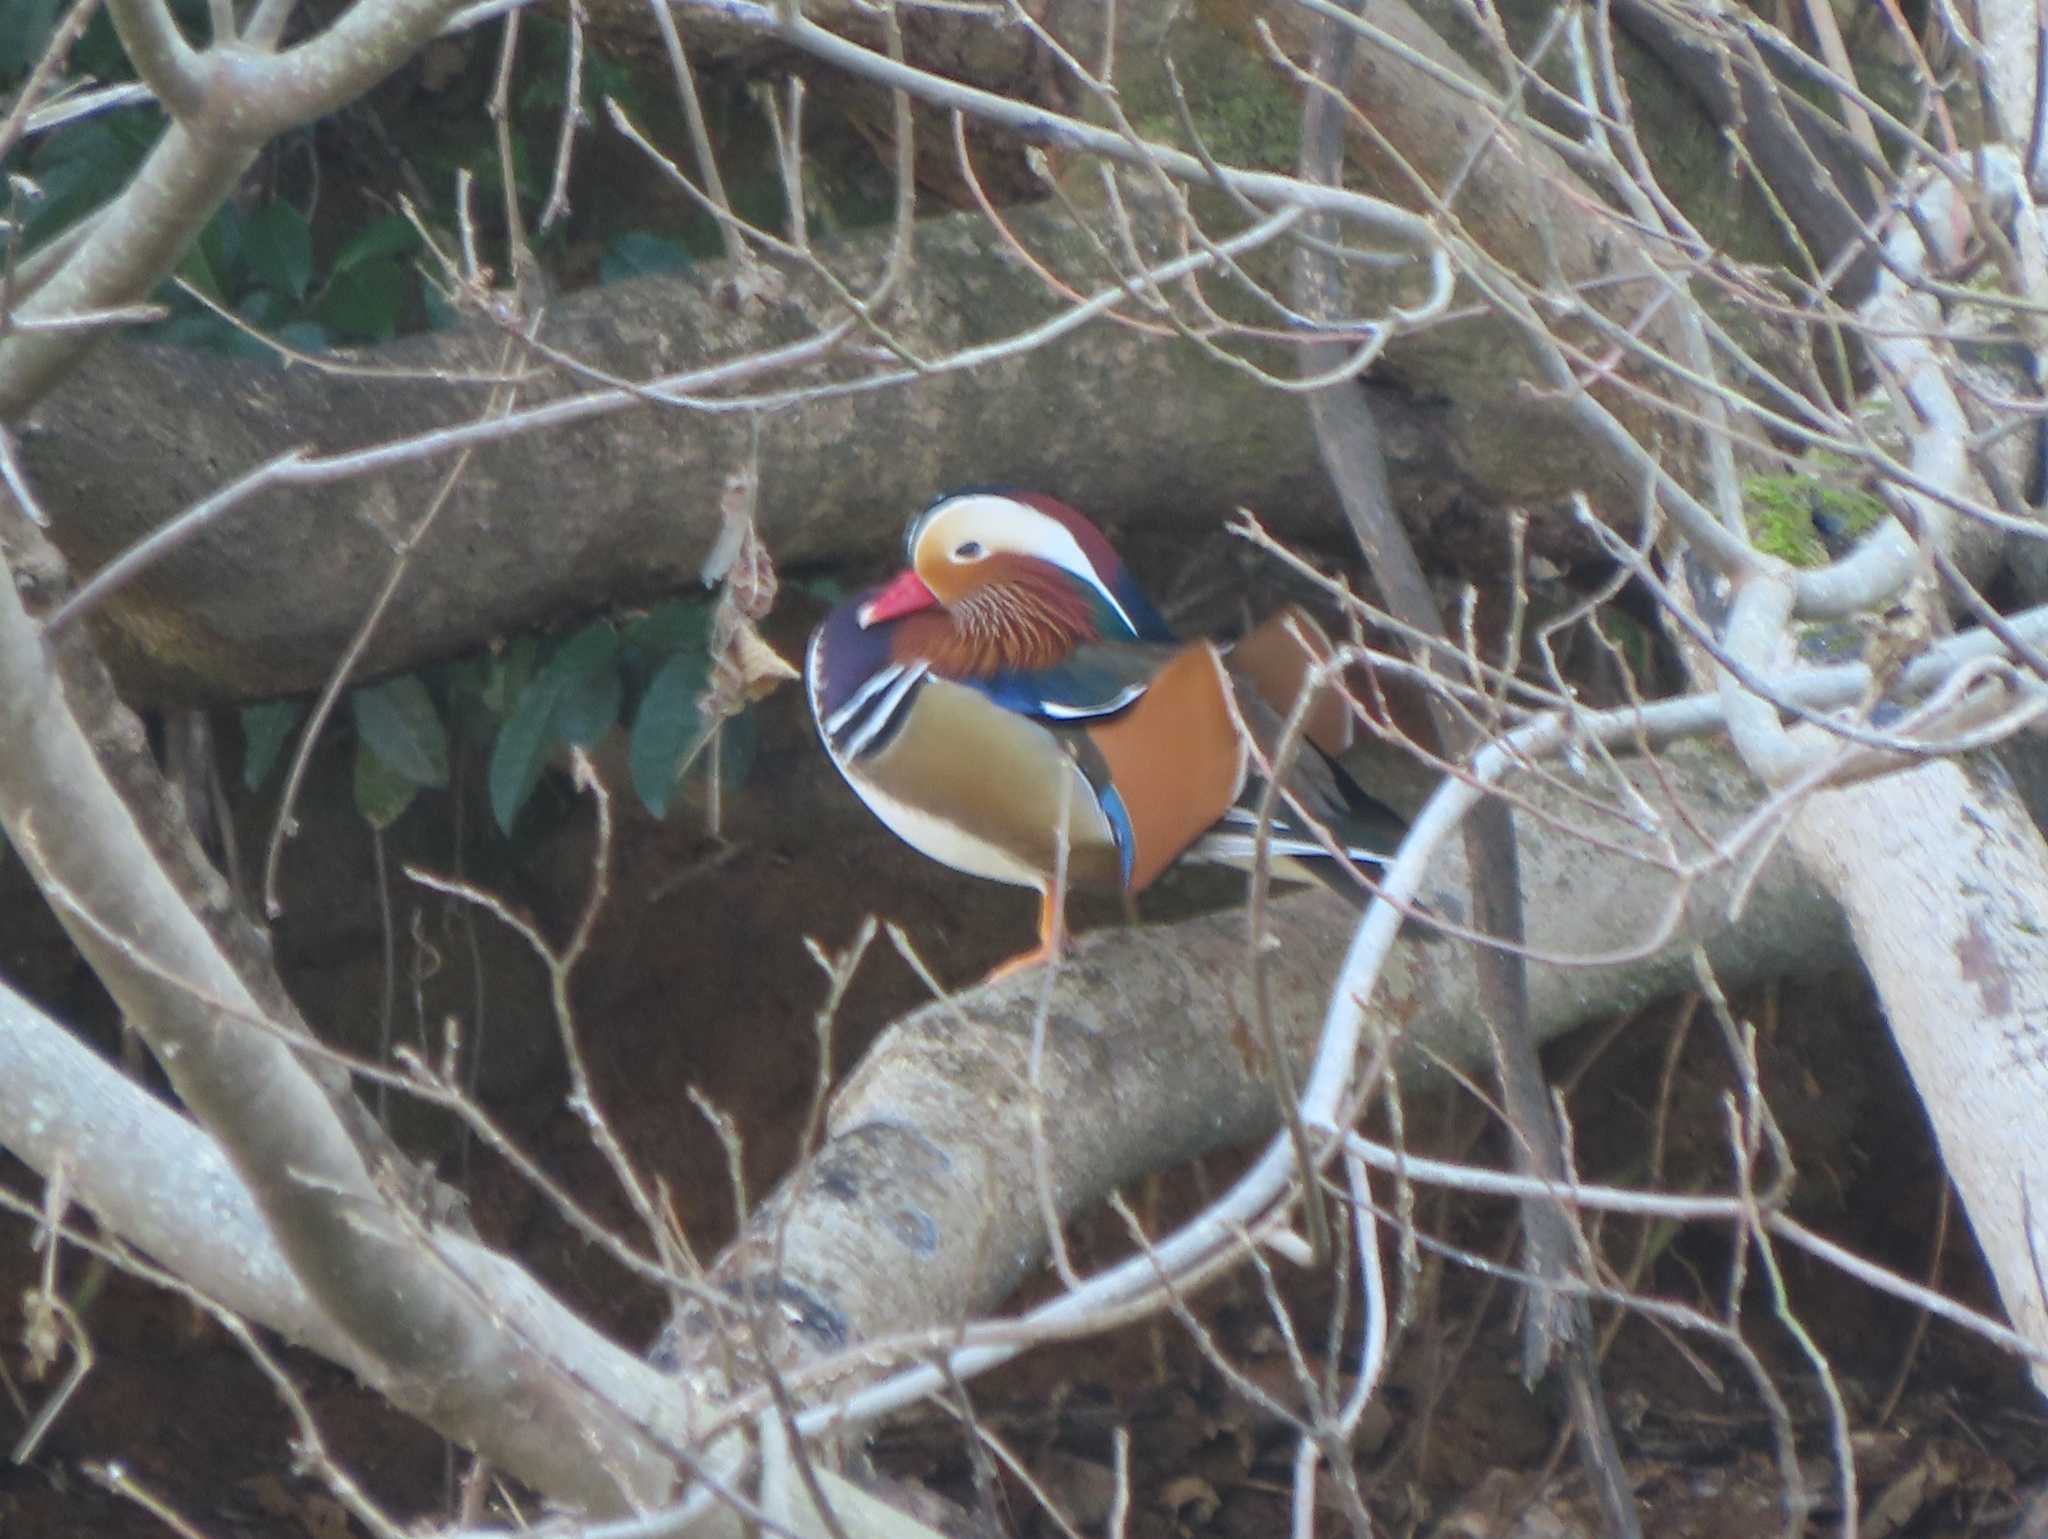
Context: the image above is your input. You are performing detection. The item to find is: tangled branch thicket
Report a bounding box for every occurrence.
[6,0,2048,1535]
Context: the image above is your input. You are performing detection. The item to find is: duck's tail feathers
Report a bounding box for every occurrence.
[1191,776,1404,901]
[1215,606,1407,900]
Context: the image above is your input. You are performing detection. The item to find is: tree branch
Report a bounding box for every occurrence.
[103,0,205,119]
[3,725,1851,1526]
[658,732,1856,1408]
[1291,0,1601,1435]
[17,195,1459,702]
[0,0,473,420]
[19,580,2048,1515]
[0,123,258,417]
[0,978,687,1447]
[0,507,683,1511]
[239,0,473,135]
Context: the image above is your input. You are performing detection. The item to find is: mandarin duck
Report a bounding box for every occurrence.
[806,490,1406,974]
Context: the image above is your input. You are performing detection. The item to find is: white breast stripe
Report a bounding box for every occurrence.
[838,662,929,760]
[824,662,909,738]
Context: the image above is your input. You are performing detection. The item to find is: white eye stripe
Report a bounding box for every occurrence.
[917,495,1142,637]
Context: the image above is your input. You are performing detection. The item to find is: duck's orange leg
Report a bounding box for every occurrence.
[984,888,1066,983]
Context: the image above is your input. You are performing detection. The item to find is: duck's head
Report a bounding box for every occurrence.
[853,491,1172,654]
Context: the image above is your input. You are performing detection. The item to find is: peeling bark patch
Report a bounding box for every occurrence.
[887,1207,939,1254]
[1956,915,2014,1017]
[834,1119,954,1172]
[770,1278,850,1351]
[814,1159,861,1202]
[809,1121,954,1203]
[651,1277,850,1361]
[720,1278,851,1351]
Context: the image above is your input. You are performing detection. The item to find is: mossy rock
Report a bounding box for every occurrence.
[1744,468,1886,567]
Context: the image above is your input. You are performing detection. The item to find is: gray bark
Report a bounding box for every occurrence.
[18,200,1464,703]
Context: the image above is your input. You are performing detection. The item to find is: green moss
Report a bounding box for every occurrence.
[1126,20,1301,171]
[1744,468,1886,567]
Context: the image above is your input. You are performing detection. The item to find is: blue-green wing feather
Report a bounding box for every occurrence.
[969,642,1180,722]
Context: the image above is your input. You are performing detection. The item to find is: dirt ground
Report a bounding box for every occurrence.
[4,627,2047,1538]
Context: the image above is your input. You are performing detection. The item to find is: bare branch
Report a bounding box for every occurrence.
[0,508,682,1510]
[103,0,204,119]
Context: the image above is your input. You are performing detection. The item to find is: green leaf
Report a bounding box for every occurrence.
[221,321,284,360]
[67,6,137,81]
[147,313,238,352]
[518,24,570,112]
[176,201,241,305]
[354,738,419,829]
[175,236,225,306]
[600,232,693,284]
[274,319,330,356]
[238,288,284,326]
[629,649,712,817]
[434,655,495,736]
[241,202,313,301]
[558,666,623,747]
[538,621,622,744]
[351,675,449,787]
[488,676,562,833]
[332,215,421,276]
[204,200,242,280]
[0,0,64,77]
[315,257,408,342]
[456,134,536,201]
[482,635,539,716]
[421,284,460,332]
[587,53,635,113]
[543,620,622,685]
[794,574,847,604]
[625,596,715,658]
[240,700,304,790]
[24,113,155,245]
[485,623,630,829]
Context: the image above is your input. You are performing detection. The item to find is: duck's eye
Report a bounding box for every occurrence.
[954,540,985,560]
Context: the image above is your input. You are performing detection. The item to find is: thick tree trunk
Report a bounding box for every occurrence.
[18,197,1458,702]
[1789,763,2048,1396]
[0,509,684,1512]
[12,0,1783,705]
[666,738,1853,1376]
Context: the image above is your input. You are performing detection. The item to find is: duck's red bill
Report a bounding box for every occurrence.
[857,570,939,627]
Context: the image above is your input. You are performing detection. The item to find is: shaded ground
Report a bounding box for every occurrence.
[3,611,2047,1537]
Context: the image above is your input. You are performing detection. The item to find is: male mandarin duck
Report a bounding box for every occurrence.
[806,490,1406,973]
